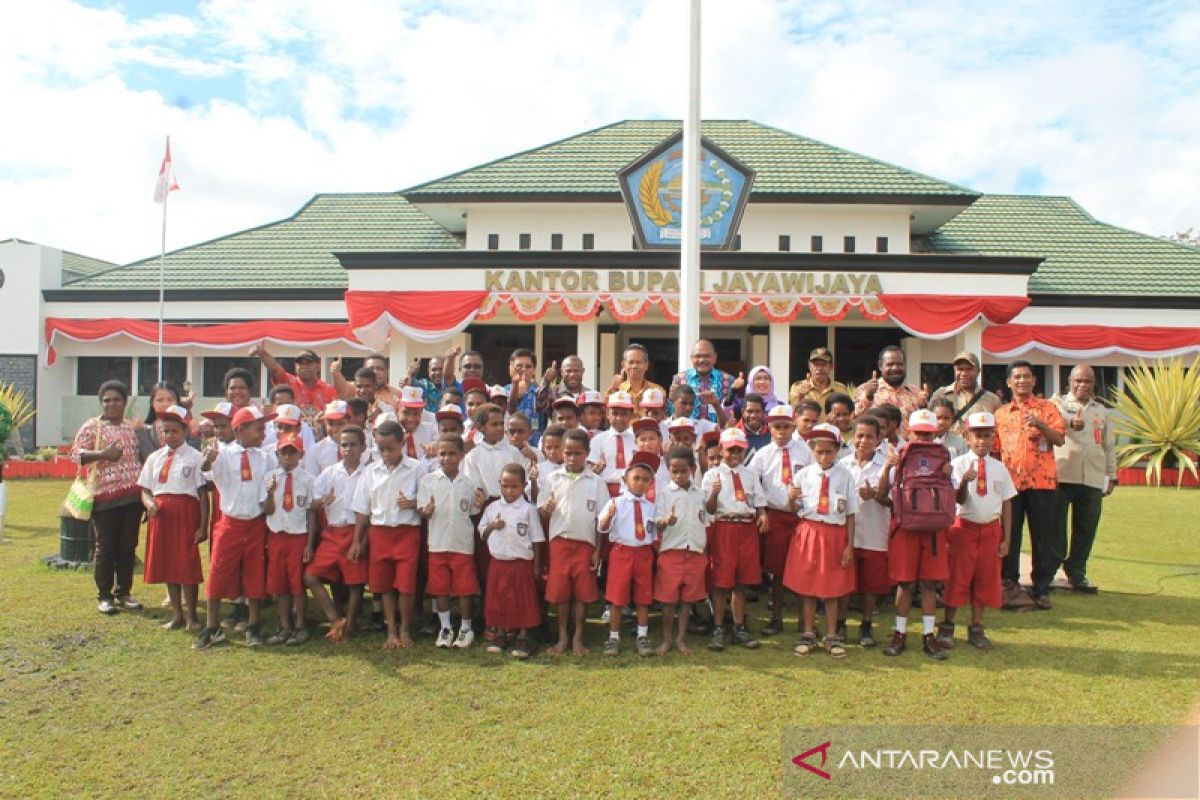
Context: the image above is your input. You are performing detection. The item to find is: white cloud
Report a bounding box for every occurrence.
[1,0,1198,265]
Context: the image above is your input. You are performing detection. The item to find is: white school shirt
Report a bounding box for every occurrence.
[598,491,658,547]
[701,463,764,518]
[794,461,860,526]
[263,420,317,452]
[401,420,439,463]
[751,439,814,511]
[309,436,340,477]
[351,457,423,527]
[540,467,608,544]
[654,481,709,553]
[462,438,525,498]
[589,427,636,485]
[209,443,274,520]
[313,460,366,527]
[479,496,544,561]
[138,444,206,498]
[840,452,890,551]
[264,466,315,535]
[534,460,565,501]
[952,453,1018,524]
[418,469,481,554]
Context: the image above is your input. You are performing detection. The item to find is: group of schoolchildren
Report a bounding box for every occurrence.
[136,374,1018,662]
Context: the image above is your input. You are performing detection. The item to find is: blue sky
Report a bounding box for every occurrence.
[3,0,1199,263]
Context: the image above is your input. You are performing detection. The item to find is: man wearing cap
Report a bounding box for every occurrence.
[250,343,337,413]
[1050,364,1116,594]
[670,339,733,425]
[788,347,850,417]
[854,345,929,432]
[930,351,1002,437]
[607,344,665,418]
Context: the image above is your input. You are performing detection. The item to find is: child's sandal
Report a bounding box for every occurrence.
[793,633,818,657]
[825,636,847,658]
[510,639,531,660]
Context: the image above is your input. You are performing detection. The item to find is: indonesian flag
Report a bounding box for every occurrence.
[153,139,180,204]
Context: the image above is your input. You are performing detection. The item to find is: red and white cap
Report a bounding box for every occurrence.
[372,410,398,427]
[808,423,841,443]
[576,390,605,407]
[667,417,696,434]
[157,404,189,425]
[631,417,662,437]
[200,401,235,421]
[461,377,488,397]
[274,404,303,427]
[231,405,276,429]
[908,409,938,433]
[276,430,304,453]
[399,385,425,409]
[320,399,349,420]
[766,404,796,423]
[552,394,578,410]
[966,411,997,430]
[701,430,721,447]
[435,405,464,423]
[606,390,634,409]
[627,450,660,476]
[489,385,509,400]
[719,427,749,450]
[640,387,665,409]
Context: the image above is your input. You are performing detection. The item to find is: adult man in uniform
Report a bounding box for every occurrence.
[787,347,849,419]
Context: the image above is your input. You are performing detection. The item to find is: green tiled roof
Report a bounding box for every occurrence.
[61,250,117,283]
[65,193,460,290]
[922,195,1200,296]
[404,119,977,199]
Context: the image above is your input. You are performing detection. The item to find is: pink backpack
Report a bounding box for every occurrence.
[890,441,956,540]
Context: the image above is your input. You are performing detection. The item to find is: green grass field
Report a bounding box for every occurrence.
[0,480,1197,798]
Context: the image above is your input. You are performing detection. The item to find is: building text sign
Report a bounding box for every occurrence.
[484,269,883,295]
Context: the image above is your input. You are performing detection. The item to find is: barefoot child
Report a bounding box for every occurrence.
[139,405,209,630]
[262,431,316,645]
[539,428,607,655]
[840,416,891,648]
[351,420,424,649]
[478,464,544,658]
[702,428,766,652]
[598,450,660,657]
[786,423,859,658]
[940,412,1015,650]
[195,405,276,649]
[653,446,709,655]
[418,434,484,649]
[304,425,369,641]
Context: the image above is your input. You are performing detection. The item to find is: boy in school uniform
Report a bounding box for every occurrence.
[576,390,607,437]
[550,396,581,431]
[310,400,350,476]
[598,450,661,657]
[653,445,710,655]
[589,390,637,497]
[195,405,277,649]
[640,387,668,424]
[478,464,544,659]
[462,403,525,597]
[750,404,814,637]
[304,424,370,642]
[701,427,766,652]
[138,404,209,631]
[840,415,892,647]
[418,434,485,649]
[940,412,1016,650]
[631,417,669,500]
[262,430,317,646]
[665,417,703,471]
[669,384,718,440]
[398,386,439,463]
[350,420,424,649]
[539,428,607,655]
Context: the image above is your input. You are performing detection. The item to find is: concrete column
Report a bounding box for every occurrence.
[599,330,617,385]
[955,320,984,365]
[387,334,409,389]
[576,318,598,389]
[901,337,923,387]
[750,332,768,371]
[768,323,790,389]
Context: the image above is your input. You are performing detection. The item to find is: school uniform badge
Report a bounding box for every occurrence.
[181,466,194,478]
[517,522,529,537]
[836,497,846,513]
[459,498,470,512]
[586,499,596,512]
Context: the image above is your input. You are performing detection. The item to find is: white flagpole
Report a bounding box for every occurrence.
[158,135,169,382]
[678,0,702,372]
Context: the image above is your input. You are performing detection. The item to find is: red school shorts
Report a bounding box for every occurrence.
[763,509,799,577]
[854,548,892,595]
[605,543,655,607]
[945,518,1004,609]
[143,494,203,586]
[545,537,599,604]
[266,531,307,596]
[367,524,421,594]
[707,520,761,590]
[426,551,481,598]
[783,520,856,600]
[305,525,369,586]
[207,515,268,601]
[888,526,949,584]
[653,549,708,604]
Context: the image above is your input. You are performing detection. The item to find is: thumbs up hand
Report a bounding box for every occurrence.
[919,383,931,406]
[864,370,880,399]
[732,372,746,392]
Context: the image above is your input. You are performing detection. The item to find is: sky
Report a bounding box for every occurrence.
[3,0,1199,265]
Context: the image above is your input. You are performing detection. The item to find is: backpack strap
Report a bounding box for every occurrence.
[951,388,987,424]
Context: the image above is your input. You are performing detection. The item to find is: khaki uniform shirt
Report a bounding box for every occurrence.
[1051,394,1116,491]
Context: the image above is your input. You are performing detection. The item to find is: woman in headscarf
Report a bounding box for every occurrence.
[722,365,781,421]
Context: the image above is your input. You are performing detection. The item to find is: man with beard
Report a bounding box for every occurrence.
[853,345,929,434]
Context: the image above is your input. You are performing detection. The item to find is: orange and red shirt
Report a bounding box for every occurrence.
[995,396,1066,491]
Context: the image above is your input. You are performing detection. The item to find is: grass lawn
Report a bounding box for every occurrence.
[0,480,1197,797]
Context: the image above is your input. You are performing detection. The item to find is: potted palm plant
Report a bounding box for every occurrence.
[1110,356,1200,487]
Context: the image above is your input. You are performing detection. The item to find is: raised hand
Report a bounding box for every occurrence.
[407,357,421,378]
[919,383,931,406]
[101,441,123,462]
[420,496,436,517]
[788,483,803,505]
[591,457,606,475]
[473,487,487,507]
[885,442,899,467]
[329,358,343,376]
[608,370,626,392]
[664,504,678,527]
[731,372,746,392]
[266,474,278,494]
[396,490,417,510]
[709,474,722,496]
[796,372,813,396]
[961,462,978,483]
[540,493,557,515]
[858,481,874,500]
[542,361,559,386]
[863,370,880,399]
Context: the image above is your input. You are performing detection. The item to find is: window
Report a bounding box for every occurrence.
[518,233,531,250]
[1059,365,1119,403]
[921,363,954,395]
[876,236,889,253]
[334,357,365,384]
[582,233,595,250]
[982,364,1047,400]
[844,236,856,253]
[541,325,579,379]
[136,356,188,395]
[778,235,790,252]
[77,357,132,396]
[832,328,905,385]
[203,357,261,398]
[464,325,535,385]
[487,234,499,250]
[811,235,823,253]
[550,233,563,250]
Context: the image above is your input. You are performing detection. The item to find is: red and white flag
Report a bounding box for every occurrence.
[153,139,180,204]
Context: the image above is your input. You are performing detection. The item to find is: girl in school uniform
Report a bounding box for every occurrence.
[478,463,544,659]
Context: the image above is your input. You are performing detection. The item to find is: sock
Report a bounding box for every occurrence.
[923,615,936,635]
[437,610,452,630]
[637,625,648,638]
[895,616,907,634]
[609,630,620,641]
[460,618,473,632]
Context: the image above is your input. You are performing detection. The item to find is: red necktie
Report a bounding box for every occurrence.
[647,482,656,503]
[634,499,646,541]
[406,434,416,458]
[240,450,252,482]
[817,471,830,514]
[615,436,626,469]
[731,470,746,503]
[157,448,175,483]
[976,457,987,496]
[282,472,294,511]
[780,448,792,485]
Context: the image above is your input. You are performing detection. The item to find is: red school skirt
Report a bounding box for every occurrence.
[783,519,856,600]
[144,494,203,586]
[484,557,541,630]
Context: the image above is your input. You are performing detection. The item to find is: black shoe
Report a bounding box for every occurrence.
[859,621,876,648]
[922,633,949,661]
[1069,577,1099,594]
[882,631,907,656]
[761,620,784,637]
[192,627,226,650]
[836,620,848,641]
[244,625,263,648]
[733,625,760,650]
